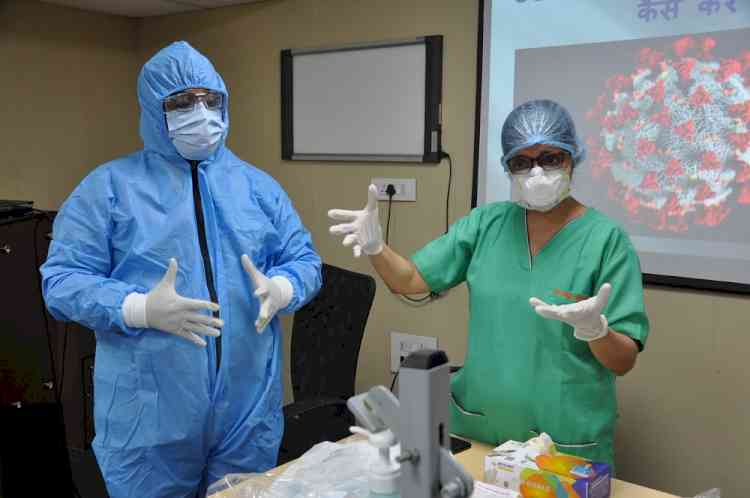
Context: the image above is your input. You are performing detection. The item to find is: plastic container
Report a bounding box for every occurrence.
[350,426,401,498]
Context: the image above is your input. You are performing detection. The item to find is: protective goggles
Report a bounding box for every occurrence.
[163,91,224,113]
[506,151,570,175]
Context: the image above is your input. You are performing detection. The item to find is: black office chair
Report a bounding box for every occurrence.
[277,264,376,465]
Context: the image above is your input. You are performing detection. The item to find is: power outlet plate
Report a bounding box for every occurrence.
[390,332,438,373]
[371,178,417,202]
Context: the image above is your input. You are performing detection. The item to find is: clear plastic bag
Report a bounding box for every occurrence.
[268,441,375,498]
[691,489,720,498]
[208,440,377,498]
[206,473,278,498]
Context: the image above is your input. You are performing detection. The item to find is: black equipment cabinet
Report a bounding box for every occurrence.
[0,214,57,406]
[0,213,96,449]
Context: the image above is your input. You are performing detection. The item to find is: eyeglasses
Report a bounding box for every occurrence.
[506,151,569,175]
[163,91,224,113]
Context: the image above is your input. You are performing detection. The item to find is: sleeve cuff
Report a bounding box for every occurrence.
[271,276,294,311]
[122,292,148,329]
[613,325,647,352]
[266,269,299,314]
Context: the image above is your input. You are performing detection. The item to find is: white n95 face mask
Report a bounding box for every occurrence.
[166,102,226,161]
[512,166,571,212]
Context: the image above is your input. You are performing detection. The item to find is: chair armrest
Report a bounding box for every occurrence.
[283,397,348,421]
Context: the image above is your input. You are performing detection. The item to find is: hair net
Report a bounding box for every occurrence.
[501,99,586,169]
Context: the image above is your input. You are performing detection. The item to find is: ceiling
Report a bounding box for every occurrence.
[40,0,268,18]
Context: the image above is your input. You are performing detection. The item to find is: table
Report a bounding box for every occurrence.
[210,438,679,497]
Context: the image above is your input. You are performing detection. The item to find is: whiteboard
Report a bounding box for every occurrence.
[281,37,443,163]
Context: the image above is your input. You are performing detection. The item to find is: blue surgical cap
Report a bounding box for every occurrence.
[500,99,586,169]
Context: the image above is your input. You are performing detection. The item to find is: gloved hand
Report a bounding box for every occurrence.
[122,258,222,347]
[328,184,384,258]
[529,283,611,342]
[241,255,294,333]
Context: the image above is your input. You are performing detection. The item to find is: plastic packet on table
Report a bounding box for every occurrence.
[690,489,720,498]
[208,440,377,498]
[268,441,376,498]
[472,481,521,497]
[206,473,279,498]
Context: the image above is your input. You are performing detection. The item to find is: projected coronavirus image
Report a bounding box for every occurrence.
[514,27,750,245]
[479,1,750,287]
[586,34,750,233]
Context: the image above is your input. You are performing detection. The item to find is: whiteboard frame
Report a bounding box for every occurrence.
[281,36,444,163]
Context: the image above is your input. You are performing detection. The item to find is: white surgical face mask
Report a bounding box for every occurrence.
[511,166,571,212]
[166,102,226,161]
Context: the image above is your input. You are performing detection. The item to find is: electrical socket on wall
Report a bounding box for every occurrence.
[371,178,417,201]
[390,331,438,373]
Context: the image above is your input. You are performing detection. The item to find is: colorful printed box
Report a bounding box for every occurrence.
[484,440,611,498]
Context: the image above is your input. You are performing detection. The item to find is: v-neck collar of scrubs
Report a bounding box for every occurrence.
[516,204,592,270]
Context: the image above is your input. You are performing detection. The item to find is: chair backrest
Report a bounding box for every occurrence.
[290,264,376,402]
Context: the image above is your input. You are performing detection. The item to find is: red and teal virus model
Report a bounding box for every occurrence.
[587,35,750,232]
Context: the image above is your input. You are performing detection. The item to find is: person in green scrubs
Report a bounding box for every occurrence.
[328,99,649,469]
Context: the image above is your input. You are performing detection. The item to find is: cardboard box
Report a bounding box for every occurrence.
[484,440,611,498]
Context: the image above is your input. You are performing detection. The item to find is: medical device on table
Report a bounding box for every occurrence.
[347,349,473,498]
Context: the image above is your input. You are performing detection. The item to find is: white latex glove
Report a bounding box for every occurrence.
[241,255,294,333]
[529,283,612,342]
[328,184,384,258]
[122,258,222,347]
[526,433,555,457]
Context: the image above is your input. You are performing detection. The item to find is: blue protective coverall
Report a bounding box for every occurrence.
[41,41,322,497]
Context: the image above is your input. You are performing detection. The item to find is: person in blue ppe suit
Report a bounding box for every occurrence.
[41,41,322,497]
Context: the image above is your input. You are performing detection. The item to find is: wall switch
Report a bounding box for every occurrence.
[371,178,417,202]
[390,332,438,373]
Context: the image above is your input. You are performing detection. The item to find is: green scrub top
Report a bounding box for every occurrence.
[411,202,649,468]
